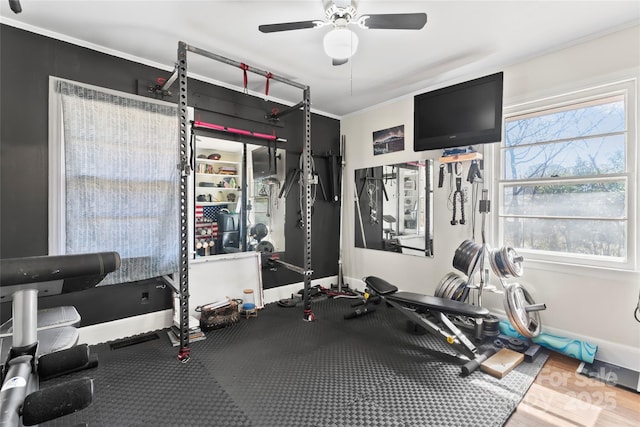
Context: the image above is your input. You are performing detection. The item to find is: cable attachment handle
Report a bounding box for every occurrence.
[451,177,465,225]
[240,63,249,93]
[265,72,273,97]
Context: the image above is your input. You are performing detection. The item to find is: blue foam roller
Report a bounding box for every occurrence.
[499,320,597,364]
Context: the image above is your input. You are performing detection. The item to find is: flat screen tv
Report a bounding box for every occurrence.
[414,72,504,152]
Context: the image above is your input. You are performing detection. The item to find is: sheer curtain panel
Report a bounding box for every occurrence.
[51,78,180,285]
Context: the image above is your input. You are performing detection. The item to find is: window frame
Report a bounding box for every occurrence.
[48,76,181,284]
[494,79,637,271]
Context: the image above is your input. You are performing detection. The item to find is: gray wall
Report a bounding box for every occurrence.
[0,24,341,324]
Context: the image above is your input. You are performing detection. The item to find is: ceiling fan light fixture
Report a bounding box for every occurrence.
[323,27,358,60]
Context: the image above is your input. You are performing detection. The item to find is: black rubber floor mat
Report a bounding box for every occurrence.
[42,298,547,426]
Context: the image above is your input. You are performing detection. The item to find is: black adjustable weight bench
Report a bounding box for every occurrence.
[362,276,496,376]
[0,252,120,426]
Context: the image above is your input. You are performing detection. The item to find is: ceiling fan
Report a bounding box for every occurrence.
[258,0,427,66]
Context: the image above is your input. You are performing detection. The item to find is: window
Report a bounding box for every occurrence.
[498,80,636,269]
[49,78,180,285]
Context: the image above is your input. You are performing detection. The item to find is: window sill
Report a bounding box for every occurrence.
[523,256,638,280]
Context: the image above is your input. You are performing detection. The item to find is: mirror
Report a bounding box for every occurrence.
[192,136,286,258]
[249,146,286,254]
[354,159,433,256]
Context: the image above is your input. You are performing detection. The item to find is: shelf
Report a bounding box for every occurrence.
[193,143,243,259]
[196,158,240,166]
[196,189,239,194]
[439,152,483,164]
[195,201,233,206]
[196,173,238,178]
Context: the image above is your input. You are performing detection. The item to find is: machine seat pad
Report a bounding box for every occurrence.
[1,326,79,365]
[364,276,398,296]
[388,291,490,318]
[0,306,80,338]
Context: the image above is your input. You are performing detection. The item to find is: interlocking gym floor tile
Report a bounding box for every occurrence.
[41,297,547,427]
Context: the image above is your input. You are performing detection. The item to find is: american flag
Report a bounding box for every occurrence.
[195,204,226,220]
[203,206,218,219]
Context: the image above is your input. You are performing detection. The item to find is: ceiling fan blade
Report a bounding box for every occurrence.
[359,13,427,30]
[259,20,320,33]
[332,58,349,66]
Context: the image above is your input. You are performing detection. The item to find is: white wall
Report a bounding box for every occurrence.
[341,24,640,370]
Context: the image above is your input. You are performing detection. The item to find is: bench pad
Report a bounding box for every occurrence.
[388,291,490,318]
[364,276,398,295]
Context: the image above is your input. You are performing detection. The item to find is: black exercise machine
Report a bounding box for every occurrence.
[354,276,496,376]
[0,251,120,426]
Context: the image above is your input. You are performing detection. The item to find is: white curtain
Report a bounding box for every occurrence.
[54,79,180,285]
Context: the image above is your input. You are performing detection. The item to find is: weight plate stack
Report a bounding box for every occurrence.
[450,281,469,302]
[434,274,450,297]
[435,272,469,302]
[452,240,483,276]
[435,272,460,298]
[490,246,524,278]
[482,314,500,339]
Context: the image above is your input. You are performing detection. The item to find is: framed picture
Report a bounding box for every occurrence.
[373,125,404,155]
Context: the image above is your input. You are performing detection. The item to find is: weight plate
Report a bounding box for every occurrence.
[452,240,470,272]
[458,284,470,303]
[451,277,466,300]
[438,274,455,298]
[251,223,269,241]
[443,274,456,298]
[440,273,457,298]
[504,247,524,277]
[490,246,524,278]
[504,283,542,338]
[453,240,482,275]
[489,248,503,277]
[434,273,452,297]
[443,274,462,300]
[451,281,467,301]
[443,276,455,299]
[256,240,274,253]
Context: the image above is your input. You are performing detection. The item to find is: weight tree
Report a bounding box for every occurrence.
[174,41,314,361]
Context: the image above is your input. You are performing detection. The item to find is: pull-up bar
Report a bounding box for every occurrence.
[184,44,308,91]
[161,45,308,95]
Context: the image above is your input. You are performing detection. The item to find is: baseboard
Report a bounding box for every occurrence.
[78,276,344,345]
[263,276,340,304]
[342,276,365,291]
[577,334,640,372]
[577,359,640,393]
[488,308,640,372]
[344,276,640,372]
[78,309,173,346]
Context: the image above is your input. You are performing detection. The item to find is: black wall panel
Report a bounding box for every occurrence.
[0,24,340,324]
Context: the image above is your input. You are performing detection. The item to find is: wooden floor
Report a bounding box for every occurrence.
[506,352,640,426]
